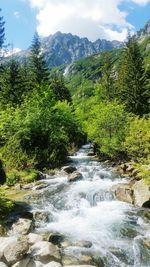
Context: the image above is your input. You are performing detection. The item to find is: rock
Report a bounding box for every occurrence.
[0,262,8,267]
[87,152,95,157]
[132,179,150,207]
[111,184,133,204]
[64,265,96,267]
[33,211,49,223]
[62,166,77,174]
[48,233,65,245]
[0,237,17,261]
[27,233,43,245]
[45,261,62,267]
[30,241,61,264]
[3,239,29,266]
[62,255,93,266]
[11,257,30,267]
[33,183,49,190]
[26,260,43,267]
[22,184,34,190]
[68,172,83,182]
[11,218,33,235]
[73,241,92,248]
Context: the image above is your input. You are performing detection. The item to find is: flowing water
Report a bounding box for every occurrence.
[28,144,150,267]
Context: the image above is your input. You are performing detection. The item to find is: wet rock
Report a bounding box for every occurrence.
[64,265,96,267]
[62,166,77,174]
[120,227,138,238]
[48,233,65,246]
[11,256,30,267]
[73,241,92,248]
[87,152,95,157]
[33,183,49,190]
[30,241,61,264]
[3,239,29,266]
[45,261,62,267]
[27,233,43,245]
[0,262,8,267]
[68,172,83,182]
[110,248,132,265]
[62,254,93,266]
[33,211,49,223]
[132,179,150,207]
[111,184,133,204]
[11,218,34,235]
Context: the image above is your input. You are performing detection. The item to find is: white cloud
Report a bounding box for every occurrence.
[132,0,150,5]
[26,0,149,41]
[13,11,20,19]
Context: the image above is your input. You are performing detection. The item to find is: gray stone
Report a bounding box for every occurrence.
[33,211,49,223]
[3,239,29,266]
[68,172,83,182]
[30,241,61,264]
[45,261,62,267]
[27,233,43,245]
[33,183,49,190]
[62,166,77,174]
[111,183,133,204]
[11,218,33,235]
[11,257,30,267]
[132,179,150,207]
[0,237,17,261]
[73,241,92,248]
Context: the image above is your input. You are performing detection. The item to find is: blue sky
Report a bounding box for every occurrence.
[1,0,150,50]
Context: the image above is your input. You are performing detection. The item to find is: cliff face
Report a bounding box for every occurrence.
[42,32,123,67]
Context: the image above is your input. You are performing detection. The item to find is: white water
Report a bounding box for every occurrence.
[29,144,150,267]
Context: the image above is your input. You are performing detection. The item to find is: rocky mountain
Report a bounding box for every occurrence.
[41,31,123,67]
[137,19,150,40]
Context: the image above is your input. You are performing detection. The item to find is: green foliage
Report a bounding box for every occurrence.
[117,37,149,116]
[50,74,72,102]
[0,197,15,219]
[86,101,129,157]
[124,116,150,161]
[6,169,39,185]
[30,31,49,85]
[0,84,84,170]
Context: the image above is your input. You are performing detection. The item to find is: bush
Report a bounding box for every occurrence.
[124,117,150,162]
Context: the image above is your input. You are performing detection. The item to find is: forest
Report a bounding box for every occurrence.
[0,8,150,189]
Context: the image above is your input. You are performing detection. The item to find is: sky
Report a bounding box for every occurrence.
[1,0,150,51]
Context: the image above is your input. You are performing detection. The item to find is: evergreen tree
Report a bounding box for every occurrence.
[30,31,49,85]
[0,58,23,105]
[0,8,5,49]
[97,52,116,101]
[50,74,72,102]
[117,37,149,116]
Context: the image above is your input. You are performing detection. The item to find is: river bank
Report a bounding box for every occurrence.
[0,144,150,267]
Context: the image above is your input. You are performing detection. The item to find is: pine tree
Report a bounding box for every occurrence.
[117,37,149,116]
[30,31,49,86]
[0,58,23,105]
[0,8,5,49]
[50,74,72,102]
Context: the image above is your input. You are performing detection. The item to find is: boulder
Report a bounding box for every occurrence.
[0,237,17,261]
[62,166,77,174]
[30,241,61,264]
[11,218,33,235]
[132,179,150,207]
[3,239,29,266]
[27,233,43,245]
[64,265,96,267]
[45,262,62,267]
[111,184,133,204]
[11,257,30,267]
[73,241,92,248]
[33,183,49,190]
[33,211,49,223]
[48,233,65,246]
[68,172,83,182]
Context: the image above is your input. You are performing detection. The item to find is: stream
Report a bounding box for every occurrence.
[27,144,150,267]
